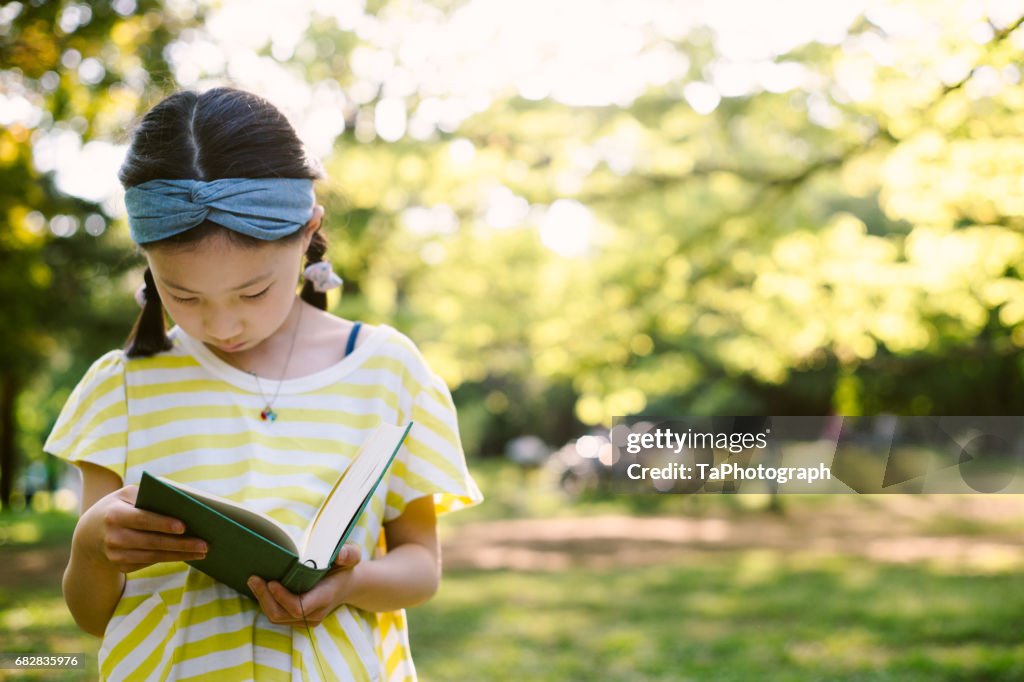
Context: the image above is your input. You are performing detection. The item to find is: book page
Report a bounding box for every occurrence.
[299,422,411,567]
[155,476,298,554]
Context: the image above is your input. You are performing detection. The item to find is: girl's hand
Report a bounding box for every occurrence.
[247,544,361,627]
[76,485,209,574]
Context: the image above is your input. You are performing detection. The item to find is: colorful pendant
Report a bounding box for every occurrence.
[250,302,304,425]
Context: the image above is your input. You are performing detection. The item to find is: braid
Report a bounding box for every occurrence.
[125,267,173,357]
[300,229,330,311]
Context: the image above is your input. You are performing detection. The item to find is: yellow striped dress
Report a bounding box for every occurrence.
[44,323,483,681]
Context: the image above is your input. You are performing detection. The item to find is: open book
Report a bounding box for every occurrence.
[135,421,412,599]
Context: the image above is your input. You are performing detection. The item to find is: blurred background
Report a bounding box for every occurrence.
[3,0,1024,679]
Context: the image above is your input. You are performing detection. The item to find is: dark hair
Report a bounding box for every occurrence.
[119,87,329,357]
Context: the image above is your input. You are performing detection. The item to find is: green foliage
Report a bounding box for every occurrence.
[306,3,1024,427]
[7,2,1024,506]
[0,1,206,504]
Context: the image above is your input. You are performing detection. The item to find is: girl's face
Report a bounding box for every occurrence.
[146,226,314,355]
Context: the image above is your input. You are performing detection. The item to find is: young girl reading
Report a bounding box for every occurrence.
[44,86,483,681]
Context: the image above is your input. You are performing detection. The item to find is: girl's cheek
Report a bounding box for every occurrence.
[165,304,200,333]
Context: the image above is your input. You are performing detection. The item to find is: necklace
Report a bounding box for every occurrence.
[250,300,304,422]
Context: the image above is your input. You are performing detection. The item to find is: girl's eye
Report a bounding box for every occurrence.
[170,295,198,304]
[242,286,271,300]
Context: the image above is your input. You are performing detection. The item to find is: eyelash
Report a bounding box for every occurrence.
[243,286,272,300]
[169,286,271,305]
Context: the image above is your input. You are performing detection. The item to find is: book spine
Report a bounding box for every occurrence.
[281,560,329,594]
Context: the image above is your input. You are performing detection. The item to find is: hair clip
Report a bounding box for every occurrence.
[303,261,343,293]
[134,283,148,308]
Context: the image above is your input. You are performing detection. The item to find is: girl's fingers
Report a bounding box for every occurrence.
[116,485,139,505]
[249,578,326,627]
[104,503,184,538]
[115,506,186,535]
[111,550,208,573]
[104,527,208,571]
[279,583,334,626]
[266,581,305,620]
[95,488,206,572]
[109,488,185,535]
[117,546,208,560]
[249,578,293,623]
[108,528,207,554]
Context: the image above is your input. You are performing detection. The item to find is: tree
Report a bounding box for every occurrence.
[0,0,201,508]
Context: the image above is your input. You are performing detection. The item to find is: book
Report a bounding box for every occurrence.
[135,421,413,599]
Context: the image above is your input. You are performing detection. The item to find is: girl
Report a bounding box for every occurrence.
[44,87,483,681]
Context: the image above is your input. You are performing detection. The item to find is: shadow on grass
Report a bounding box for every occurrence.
[409,555,1024,682]
[0,583,99,682]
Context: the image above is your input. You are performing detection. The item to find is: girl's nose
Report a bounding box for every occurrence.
[204,312,243,342]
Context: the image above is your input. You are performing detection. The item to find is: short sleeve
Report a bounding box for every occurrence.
[43,350,128,480]
[385,366,483,523]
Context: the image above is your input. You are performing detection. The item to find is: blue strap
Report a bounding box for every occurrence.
[344,321,362,357]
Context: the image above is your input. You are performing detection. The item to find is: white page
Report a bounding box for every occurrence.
[299,422,409,567]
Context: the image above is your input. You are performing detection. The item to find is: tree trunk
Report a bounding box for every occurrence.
[0,373,20,510]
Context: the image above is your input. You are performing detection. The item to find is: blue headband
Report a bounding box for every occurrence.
[124,178,316,244]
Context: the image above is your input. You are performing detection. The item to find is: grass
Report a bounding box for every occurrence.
[419,461,1024,680]
[0,511,78,548]
[6,550,1024,682]
[4,464,1024,680]
[0,588,97,682]
[0,511,97,681]
[409,553,1024,681]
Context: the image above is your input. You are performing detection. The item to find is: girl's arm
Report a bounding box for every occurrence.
[343,494,440,610]
[63,462,209,637]
[249,495,440,625]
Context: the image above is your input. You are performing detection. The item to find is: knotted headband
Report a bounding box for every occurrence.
[124,178,316,244]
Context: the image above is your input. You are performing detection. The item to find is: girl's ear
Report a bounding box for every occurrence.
[308,204,325,228]
[302,205,325,251]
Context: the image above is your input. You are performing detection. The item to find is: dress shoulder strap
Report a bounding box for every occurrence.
[344,321,362,357]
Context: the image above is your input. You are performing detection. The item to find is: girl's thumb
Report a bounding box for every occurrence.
[334,544,361,568]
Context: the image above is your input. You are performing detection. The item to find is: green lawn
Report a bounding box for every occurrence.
[3,464,1024,681]
[1,511,95,682]
[410,553,1024,681]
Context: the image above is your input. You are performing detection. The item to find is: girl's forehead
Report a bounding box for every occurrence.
[149,230,294,260]
[147,235,297,289]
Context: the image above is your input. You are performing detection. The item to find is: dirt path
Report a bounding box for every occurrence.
[0,544,71,588]
[441,496,1024,572]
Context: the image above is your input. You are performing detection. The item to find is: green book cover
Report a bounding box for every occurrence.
[135,421,412,600]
